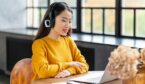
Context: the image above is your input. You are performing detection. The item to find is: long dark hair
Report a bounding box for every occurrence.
[34,2,73,40]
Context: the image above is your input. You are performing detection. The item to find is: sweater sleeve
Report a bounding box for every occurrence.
[31,40,71,79]
[66,37,89,74]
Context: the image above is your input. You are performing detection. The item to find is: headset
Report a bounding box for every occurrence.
[45,3,58,28]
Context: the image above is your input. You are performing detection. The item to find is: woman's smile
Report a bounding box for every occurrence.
[62,28,69,33]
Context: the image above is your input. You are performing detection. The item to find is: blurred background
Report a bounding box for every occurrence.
[0,0,145,83]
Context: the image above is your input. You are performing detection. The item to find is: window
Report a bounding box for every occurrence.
[27,0,48,28]
[26,0,145,39]
[122,0,145,7]
[81,0,115,35]
[122,0,145,38]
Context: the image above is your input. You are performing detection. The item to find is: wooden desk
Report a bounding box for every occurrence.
[32,71,122,84]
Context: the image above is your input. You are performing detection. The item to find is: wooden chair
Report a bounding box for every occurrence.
[10,58,34,84]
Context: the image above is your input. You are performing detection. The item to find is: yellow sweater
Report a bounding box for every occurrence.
[31,36,89,80]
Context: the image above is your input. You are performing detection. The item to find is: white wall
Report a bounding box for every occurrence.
[0,0,26,29]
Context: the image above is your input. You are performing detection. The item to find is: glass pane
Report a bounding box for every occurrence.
[27,0,33,7]
[93,9,103,34]
[82,0,115,7]
[82,9,91,33]
[33,9,40,28]
[40,9,47,21]
[50,0,77,7]
[27,9,33,27]
[136,10,145,37]
[122,10,134,36]
[122,0,145,7]
[72,9,77,29]
[105,9,115,35]
[34,0,47,7]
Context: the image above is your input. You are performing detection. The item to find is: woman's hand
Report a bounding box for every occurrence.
[55,70,71,78]
[70,61,85,68]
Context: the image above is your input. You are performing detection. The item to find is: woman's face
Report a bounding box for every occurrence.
[53,9,72,36]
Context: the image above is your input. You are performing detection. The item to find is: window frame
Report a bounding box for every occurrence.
[26,0,145,39]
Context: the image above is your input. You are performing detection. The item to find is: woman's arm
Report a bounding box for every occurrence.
[66,37,89,75]
[32,40,71,79]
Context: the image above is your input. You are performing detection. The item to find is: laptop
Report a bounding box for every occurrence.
[68,65,118,84]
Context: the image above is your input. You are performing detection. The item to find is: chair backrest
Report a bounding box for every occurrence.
[10,58,34,84]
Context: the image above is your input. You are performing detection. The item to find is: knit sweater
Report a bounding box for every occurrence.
[31,36,89,80]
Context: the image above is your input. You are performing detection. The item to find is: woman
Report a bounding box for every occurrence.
[31,2,89,80]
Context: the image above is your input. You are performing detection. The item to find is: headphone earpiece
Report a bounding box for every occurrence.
[45,3,57,28]
[45,20,51,28]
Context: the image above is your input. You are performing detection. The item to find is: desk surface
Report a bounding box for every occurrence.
[32,71,122,84]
